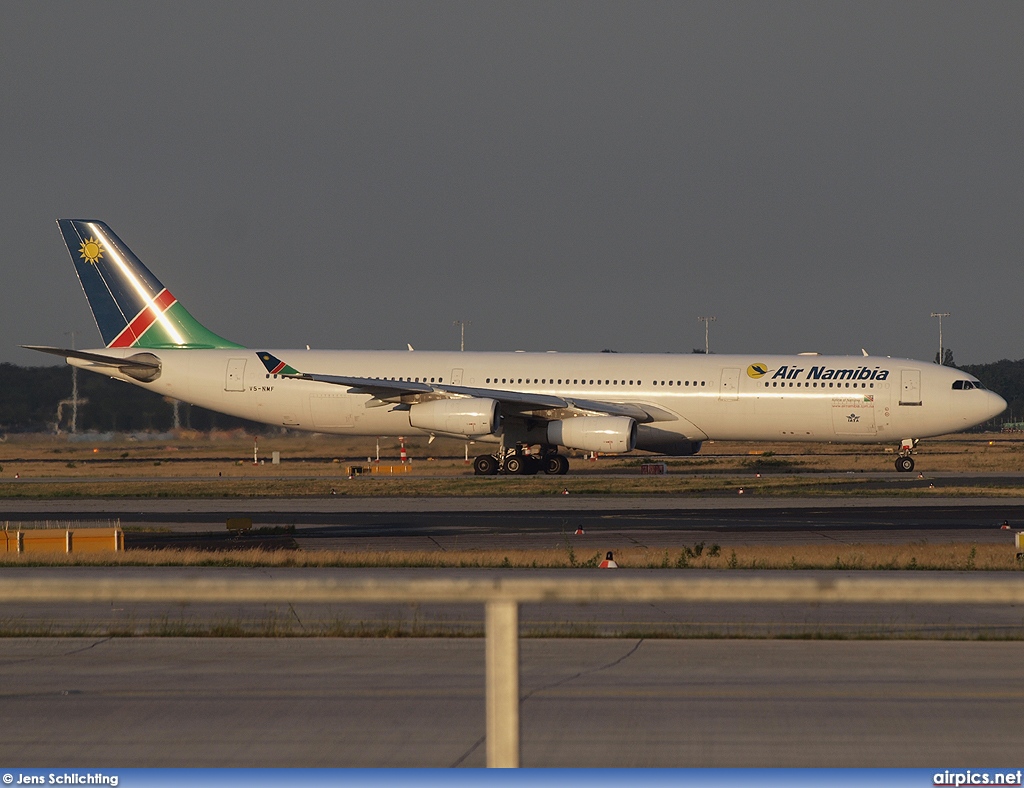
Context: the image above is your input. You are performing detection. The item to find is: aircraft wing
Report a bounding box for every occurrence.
[303,373,434,397]
[303,373,570,410]
[262,352,674,423]
[302,374,678,422]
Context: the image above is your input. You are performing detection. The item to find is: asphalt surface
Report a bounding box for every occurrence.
[3,497,1024,547]
[4,567,1024,639]
[4,496,1024,767]
[2,637,1022,767]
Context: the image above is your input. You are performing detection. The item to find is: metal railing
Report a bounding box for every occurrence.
[3,574,1024,767]
[3,519,121,530]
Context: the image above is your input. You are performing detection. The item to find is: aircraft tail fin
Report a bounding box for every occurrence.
[57,219,243,349]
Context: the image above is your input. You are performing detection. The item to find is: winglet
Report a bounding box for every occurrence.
[257,352,302,376]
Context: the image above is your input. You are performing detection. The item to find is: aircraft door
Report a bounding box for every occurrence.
[225,358,246,392]
[719,368,740,401]
[900,369,922,406]
[451,368,464,386]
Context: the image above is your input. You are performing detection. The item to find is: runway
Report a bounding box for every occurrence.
[2,637,1022,767]
[5,567,1024,639]
[2,497,1023,548]
[4,495,1023,767]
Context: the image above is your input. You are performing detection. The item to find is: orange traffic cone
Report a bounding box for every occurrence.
[574,527,585,535]
[599,551,618,569]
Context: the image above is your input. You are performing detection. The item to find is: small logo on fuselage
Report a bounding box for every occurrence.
[747,363,768,379]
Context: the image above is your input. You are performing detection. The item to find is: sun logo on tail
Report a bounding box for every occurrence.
[79,237,104,264]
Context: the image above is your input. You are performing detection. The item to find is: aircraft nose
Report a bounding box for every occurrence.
[985,391,1008,421]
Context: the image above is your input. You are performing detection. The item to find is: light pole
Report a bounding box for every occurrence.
[697,316,717,354]
[453,320,471,352]
[930,312,950,365]
[64,330,78,433]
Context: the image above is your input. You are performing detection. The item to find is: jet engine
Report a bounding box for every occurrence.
[546,416,637,453]
[409,398,500,437]
[635,425,702,456]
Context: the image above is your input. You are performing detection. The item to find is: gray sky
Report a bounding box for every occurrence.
[2,2,1022,365]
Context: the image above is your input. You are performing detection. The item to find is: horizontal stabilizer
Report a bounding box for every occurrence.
[22,345,161,369]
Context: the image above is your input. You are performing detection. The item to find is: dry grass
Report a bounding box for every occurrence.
[1,432,1021,472]
[2,432,1024,497]
[1,542,1020,570]
[1,475,1023,499]
[0,429,1019,497]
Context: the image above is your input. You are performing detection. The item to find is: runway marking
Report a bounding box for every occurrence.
[0,688,484,701]
[3,686,1023,702]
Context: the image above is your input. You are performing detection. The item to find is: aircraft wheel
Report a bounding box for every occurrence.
[544,455,570,475]
[504,455,525,475]
[523,457,542,475]
[474,455,498,475]
[895,456,915,473]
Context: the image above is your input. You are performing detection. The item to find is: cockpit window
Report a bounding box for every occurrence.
[952,380,983,390]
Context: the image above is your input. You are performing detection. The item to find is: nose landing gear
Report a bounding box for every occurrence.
[895,438,918,472]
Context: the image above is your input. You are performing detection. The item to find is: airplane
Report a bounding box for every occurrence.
[25,220,1006,475]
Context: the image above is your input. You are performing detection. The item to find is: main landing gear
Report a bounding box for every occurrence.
[473,447,570,476]
[894,438,918,473]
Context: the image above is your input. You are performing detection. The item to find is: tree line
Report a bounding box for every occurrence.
[0,363,257,433]
[1,357,1022,434]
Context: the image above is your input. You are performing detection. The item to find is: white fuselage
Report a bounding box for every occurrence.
[70,348,1006,447]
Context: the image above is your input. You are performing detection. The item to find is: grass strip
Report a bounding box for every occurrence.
[2,542,1022,570]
